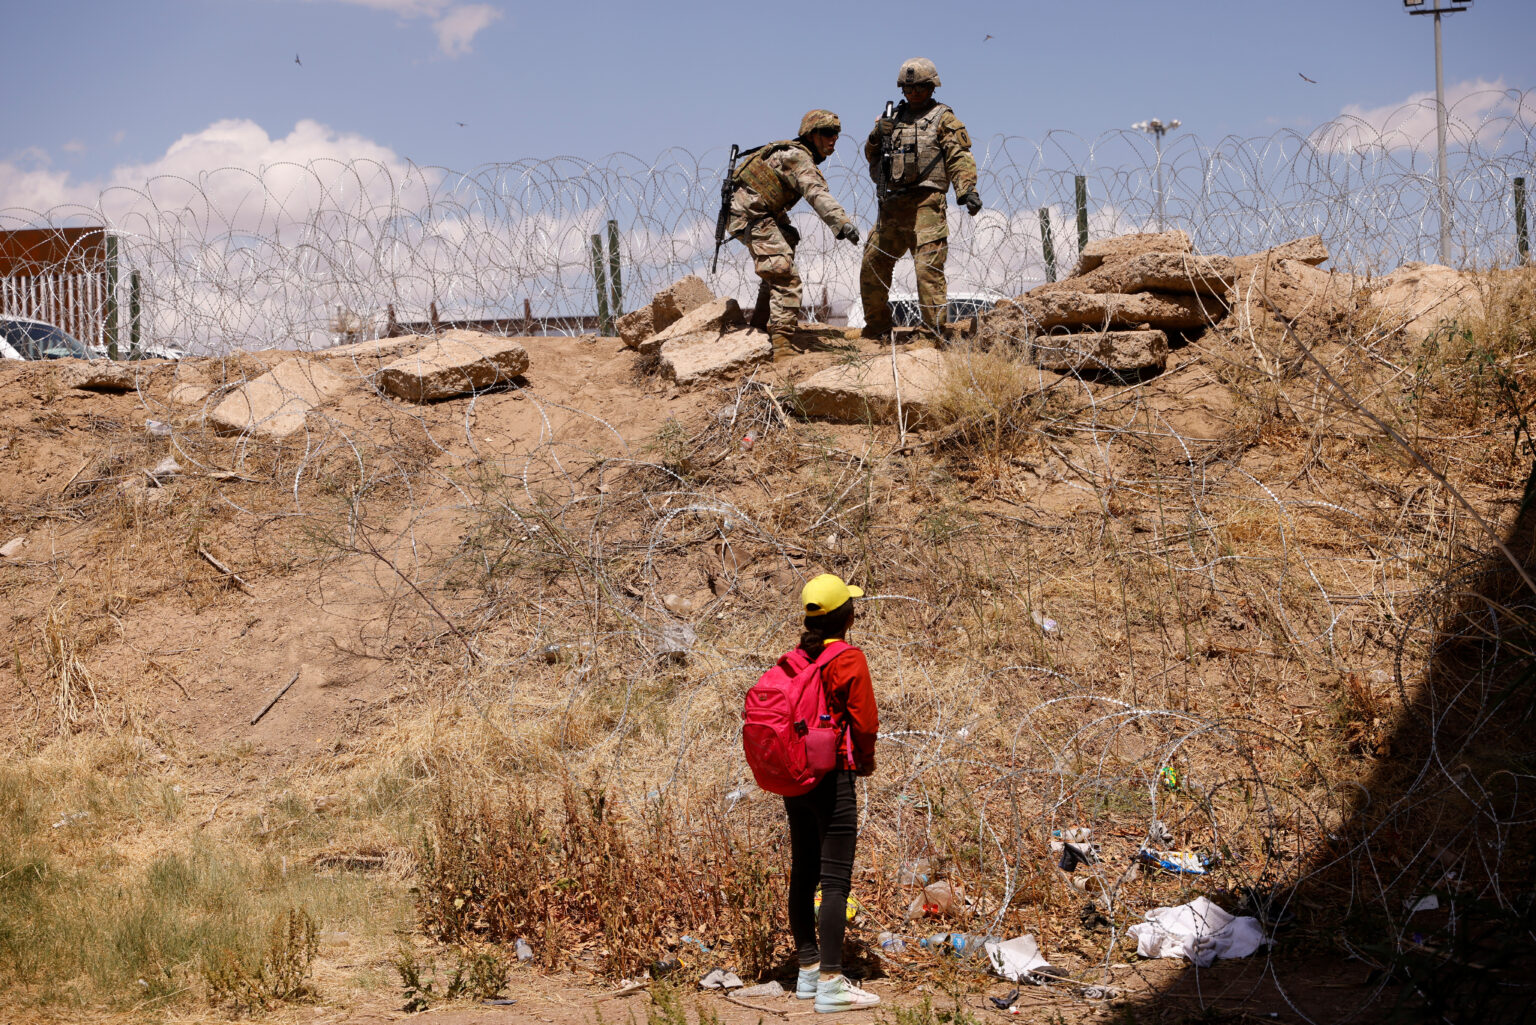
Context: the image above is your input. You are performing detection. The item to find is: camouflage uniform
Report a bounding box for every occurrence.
[860,66,979,339]
[727,126,855,337]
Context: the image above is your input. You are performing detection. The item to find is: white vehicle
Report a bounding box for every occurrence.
[0,315,95,360]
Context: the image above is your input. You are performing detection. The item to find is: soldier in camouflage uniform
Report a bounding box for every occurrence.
[859,58,981,341]
[727,110,861,357]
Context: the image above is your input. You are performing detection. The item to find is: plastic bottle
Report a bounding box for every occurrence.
[877,931,906,953]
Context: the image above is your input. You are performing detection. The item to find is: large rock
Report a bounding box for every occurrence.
[983,291,1217,340]
[616,306,655,349]
[637,297,745,355]
[1083,253,1237,295]
[1073,230,1192,276]
[57,360,136,392]
[793,348,946,428]
[661,328,772,385]
[209,358,348,438]
[377,330,530,402]
[1032,330,1169,373]
[316,335,426,369]
[1359,262,1482,341]
[651,275,715,326]
[1235,235,1330,275]
[1228,258,1359,333]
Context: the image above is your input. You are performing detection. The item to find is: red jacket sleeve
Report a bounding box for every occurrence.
[823,646,878,769]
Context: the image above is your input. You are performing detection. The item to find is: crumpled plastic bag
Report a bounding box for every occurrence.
[983,934,1051,982]
[698,969,743,989]
[1126,897,1266,967]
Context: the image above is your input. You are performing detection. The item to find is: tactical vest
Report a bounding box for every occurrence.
[889,103,952,193]
[734,140,813,217]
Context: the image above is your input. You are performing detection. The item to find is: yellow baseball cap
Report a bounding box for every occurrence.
[801,573,864,617]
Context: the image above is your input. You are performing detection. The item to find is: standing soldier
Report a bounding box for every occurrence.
[859,58,981,342]
[727,110,861,358]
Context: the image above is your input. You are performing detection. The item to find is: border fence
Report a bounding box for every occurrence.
[0,89,1531,354]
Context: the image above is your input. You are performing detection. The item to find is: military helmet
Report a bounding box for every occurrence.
[897,57,940,88]
[799,109,842,136]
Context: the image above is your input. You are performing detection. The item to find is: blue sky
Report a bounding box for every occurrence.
[2,0,1532,210]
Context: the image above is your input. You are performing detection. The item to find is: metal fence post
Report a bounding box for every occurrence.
[103,233,119,359]
[1075,175,1089,258]
[1516,177,1530,262]
[1039,208,1057,284]
[129,270,141,357]
[590,233,611,335]
[606,219,622,319]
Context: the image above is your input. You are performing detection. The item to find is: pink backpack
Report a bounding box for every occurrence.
[742,641,853,797]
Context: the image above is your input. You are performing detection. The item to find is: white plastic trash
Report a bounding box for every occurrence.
[1126,897,1266,967]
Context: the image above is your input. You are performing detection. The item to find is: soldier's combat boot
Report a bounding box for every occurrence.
[770,331,796,360]
[859,324,891,342]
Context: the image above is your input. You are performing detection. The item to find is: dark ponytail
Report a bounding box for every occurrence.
[799,601,855,659]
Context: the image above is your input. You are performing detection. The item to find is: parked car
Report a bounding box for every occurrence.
[0,315,94,360]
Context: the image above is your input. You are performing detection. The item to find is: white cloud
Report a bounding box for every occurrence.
[1314,78,1533,153]
[61,140,87,155]
[433,4,501,57]
[316,0,502,57]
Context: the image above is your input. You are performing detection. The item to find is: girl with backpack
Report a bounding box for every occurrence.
[782,573,880,1013]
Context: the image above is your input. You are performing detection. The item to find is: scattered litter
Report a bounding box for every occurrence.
[144,419,173,437]
[1080,985,1121,1000]
[735,981,784,998]
[908,879,964,918]
[984,934,1051,982]
[1051,840,1098,872]
[51,811,89,829]
[898,858,933,885]
[921,932,996,961]
[740,432,755,451]
[1126,897,1267,967]
[0,536,25,560]
[655,622,696,661]
[698,969,743,990]
[989,988,1020,1010]
[1147,820,1173,846]
[648,956,683,979]
[877,932,906,953]
[1138,849,1208,875]
[147,456,181,485]
[515,937,534,962]
[482,998,518,1005]
[1405,894,1440,913]
[1080,902,1112,931]
[1160,766,1179,790]
[1051,827,1090,843]
[680,934,711,953]
[1030,609,1059,636]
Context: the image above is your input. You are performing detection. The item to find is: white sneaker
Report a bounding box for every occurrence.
[815,974,880,1013]
[796,964,820,1000]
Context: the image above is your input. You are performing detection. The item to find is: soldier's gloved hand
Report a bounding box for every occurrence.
[781,223,801,249]
[836,222,861,245]
[959,191,983,216]
[875,117,895,138]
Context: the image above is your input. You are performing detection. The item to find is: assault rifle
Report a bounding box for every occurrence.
[875,100,897,205]
[710,144,741,274]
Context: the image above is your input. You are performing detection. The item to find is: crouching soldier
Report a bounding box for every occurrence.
[727,110,861,358]
[859,58,981,342]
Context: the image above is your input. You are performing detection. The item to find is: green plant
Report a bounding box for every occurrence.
[392,943,507,1012]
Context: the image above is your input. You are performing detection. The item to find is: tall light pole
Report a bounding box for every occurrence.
[1133,118,1181,231]
[1404,0,1472,265]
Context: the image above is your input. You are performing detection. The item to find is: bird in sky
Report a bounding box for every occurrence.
[983,34,994,42]
[295,53,302,66]
[456,122,467,128]
[1298,72,1316,84]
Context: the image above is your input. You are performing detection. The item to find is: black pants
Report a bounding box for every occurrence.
[783,770,858,973]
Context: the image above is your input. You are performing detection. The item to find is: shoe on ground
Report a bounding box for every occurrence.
[796,964,819,1000]
[769,331,796,360]
[858,325,891,341]
[815,974,880,1013]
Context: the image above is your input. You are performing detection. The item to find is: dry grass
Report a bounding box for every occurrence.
[0,271,1532,1018]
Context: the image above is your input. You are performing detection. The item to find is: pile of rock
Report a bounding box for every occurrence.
[619,275,772,385]
[980,231,1348,374]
